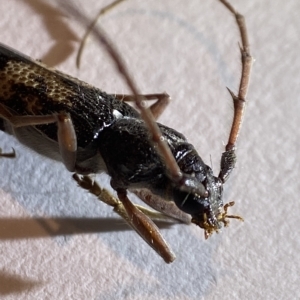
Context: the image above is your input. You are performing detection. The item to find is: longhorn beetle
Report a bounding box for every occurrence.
[0,0,253,263]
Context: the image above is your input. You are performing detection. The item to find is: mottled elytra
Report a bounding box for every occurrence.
[0,0,252,263]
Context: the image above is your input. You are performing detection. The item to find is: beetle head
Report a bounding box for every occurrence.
[173,171,243,238]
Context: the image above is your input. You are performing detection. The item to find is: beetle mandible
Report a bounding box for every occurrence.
[0,0,253,263]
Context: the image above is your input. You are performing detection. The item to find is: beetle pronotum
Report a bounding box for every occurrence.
[0,0,252,263]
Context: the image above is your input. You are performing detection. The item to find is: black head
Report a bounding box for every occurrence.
[172,168,243,238]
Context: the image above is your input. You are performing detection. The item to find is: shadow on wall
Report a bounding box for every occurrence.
[22,0,79,67]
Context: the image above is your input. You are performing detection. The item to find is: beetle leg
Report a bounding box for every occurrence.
[131,188,191,224]
[73,174,132,222]
[116,188,175,263]
[73,174,174,222]
[56,113,77,172]
[114,93,170,120]
[73,174,175,263]
[0,104,77,171]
